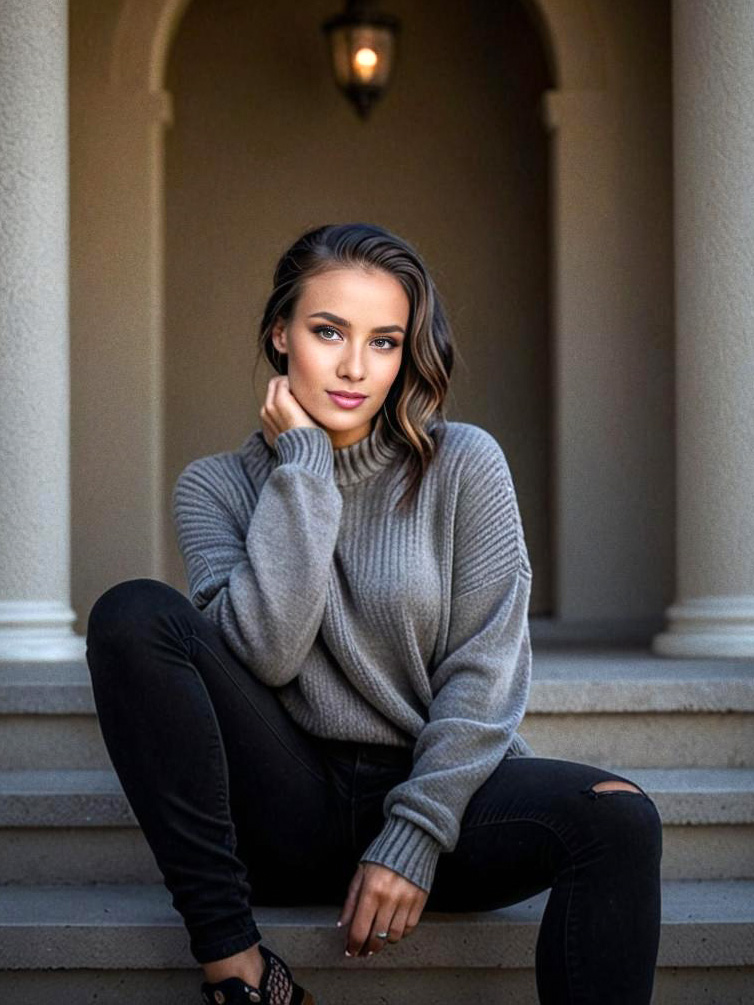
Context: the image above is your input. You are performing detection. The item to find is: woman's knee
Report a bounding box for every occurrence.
[582,778,664,862]
[86,577,186,648]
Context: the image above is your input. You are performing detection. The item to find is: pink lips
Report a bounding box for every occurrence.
[327,391,367,409]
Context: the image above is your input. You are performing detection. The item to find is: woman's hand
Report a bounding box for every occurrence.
[260,375,322,450]
[338,862,429,957]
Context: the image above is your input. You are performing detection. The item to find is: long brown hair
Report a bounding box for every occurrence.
[253,223,454,511]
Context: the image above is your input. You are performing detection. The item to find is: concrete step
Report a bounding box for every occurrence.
[525,648,754,768]
[0,880,751,1004]
[0,767,752,884]
[2,653,753,769]
[1,660,106,770]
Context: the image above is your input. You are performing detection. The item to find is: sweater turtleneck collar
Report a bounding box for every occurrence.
[332,411,405,487]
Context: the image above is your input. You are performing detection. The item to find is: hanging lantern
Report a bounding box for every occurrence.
[322,0,401,120]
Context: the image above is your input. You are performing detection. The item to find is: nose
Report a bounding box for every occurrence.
[336,343,367,381]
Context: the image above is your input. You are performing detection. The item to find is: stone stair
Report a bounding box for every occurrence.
[0,647,752,1003]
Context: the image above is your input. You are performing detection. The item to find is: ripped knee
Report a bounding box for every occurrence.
[591,780,643,794]
[581,778,650,800]
[579,777,663,858]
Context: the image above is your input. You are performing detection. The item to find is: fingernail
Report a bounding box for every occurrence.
[336,921,342,928]
[345,950,352,957]
[367,951,374,957]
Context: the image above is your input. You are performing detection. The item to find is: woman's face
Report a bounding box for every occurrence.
[271,266,409,449]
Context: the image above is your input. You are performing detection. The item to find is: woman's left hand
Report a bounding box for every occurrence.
[338,862,429,957]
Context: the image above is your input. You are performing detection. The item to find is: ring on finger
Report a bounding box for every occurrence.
[375,931,389,940]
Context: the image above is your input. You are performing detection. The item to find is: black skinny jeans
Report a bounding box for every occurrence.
[85,578,663,1004]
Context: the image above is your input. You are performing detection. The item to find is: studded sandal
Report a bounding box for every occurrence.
[200,943,315,1005]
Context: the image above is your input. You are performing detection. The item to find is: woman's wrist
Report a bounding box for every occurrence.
[359,815,442,893]
[273,425,334,478]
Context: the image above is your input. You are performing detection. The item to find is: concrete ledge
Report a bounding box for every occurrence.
[1,966,753,1005]
[0,661,94,713]
[0,770,131,826]
[2,767,753,827]
[2,655,753,715]
[530,653,754,713]
[0,881,752,971]
[0,828,163,884]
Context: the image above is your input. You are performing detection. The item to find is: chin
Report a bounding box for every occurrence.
[326,417,367,435]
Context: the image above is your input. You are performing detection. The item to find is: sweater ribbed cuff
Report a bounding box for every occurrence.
[359,815,443,893]
[273,427,334,479]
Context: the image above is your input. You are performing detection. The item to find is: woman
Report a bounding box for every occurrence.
[86,222,663,1005]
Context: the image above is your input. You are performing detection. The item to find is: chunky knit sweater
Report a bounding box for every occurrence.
[171,414,535,893]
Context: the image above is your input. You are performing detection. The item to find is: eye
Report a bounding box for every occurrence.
[313,325,341,342]
[312,326,399,351]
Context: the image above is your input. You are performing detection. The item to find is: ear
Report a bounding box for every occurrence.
[271,316,288,355]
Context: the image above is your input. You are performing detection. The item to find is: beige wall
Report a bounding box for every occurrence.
[70,0,167,630]
[162,0,554,612]
[547,0,675,622]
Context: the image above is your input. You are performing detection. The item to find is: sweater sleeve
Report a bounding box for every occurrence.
[358,431,533,892]
[171,426,343,687]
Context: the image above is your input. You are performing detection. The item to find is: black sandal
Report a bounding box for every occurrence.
[200,943,315,1005]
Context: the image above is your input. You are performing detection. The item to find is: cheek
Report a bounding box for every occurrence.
[382,354,403,390]
[290,342,326,382]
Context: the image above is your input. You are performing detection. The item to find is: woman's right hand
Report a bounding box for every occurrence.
[260,375,323,450]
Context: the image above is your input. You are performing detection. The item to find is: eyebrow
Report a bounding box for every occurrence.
[307,311,405,335]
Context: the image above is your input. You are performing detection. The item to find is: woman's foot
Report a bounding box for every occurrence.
[200,943,315,1004]
[203,943,266,988]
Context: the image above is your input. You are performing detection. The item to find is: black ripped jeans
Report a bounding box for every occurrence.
[85,578,663,1004]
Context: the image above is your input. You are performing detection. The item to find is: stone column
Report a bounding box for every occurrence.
[0,0,83,658]
[653,0,754,657]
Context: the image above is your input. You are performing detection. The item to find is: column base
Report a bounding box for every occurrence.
[652,596,754,658]
[0,601,87,661]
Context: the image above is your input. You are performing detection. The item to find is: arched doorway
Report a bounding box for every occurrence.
[161,0,554,614]
[75,0,677,638]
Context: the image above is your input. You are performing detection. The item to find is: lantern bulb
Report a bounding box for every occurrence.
[353,46,378,83]
[354,47,378,68]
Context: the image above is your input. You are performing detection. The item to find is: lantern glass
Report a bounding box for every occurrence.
[328,24,396,89]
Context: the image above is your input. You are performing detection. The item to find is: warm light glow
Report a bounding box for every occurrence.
[352,46,378,83]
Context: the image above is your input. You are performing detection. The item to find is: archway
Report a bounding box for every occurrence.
[74,0,655,633]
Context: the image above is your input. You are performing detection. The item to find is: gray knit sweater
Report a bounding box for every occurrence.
[171,414,535,893]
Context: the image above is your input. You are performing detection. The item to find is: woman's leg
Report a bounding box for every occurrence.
[424,756,663,1005]
[85,577,352,969]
